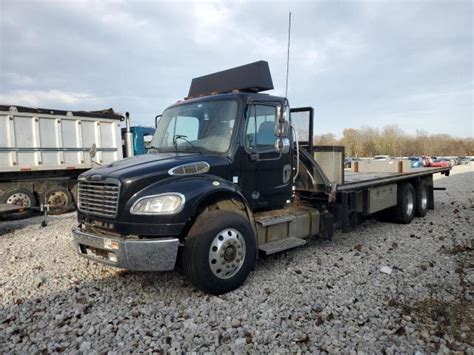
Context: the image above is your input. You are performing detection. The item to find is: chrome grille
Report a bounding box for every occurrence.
[78,180,120,218]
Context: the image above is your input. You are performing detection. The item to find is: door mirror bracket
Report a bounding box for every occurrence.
[275,121,288,136]
[275,138,290,154]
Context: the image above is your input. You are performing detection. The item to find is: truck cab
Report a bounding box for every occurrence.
[73,61,311,294]
[73,61,446,294]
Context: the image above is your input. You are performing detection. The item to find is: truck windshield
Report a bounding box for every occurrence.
[150,99,238,154]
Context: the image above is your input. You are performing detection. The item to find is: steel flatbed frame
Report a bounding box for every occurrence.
[337,167,451,192]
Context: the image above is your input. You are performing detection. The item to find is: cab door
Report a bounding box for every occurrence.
[241,102,292,210]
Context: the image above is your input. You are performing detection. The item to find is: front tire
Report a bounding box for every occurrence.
[183,210,256,295]
[396,182,415,224]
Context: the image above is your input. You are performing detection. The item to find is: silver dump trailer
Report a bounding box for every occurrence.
[0,105,124,215]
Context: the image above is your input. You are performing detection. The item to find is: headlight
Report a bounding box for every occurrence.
[130,193,185,215]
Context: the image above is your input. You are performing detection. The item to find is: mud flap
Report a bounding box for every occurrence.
[320,210,334,240]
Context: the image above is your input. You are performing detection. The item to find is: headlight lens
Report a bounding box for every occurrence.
[130,193,185,215]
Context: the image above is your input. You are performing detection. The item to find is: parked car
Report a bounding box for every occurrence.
[460,157,471,165]
[438,156,457,166]
[421,156,433,167]
[373,155,391,161]
[431,159,451,168]
[408,156,424,168]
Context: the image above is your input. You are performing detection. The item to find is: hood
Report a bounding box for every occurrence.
[80,153,232,201]
[82,153,187,180]
[82,152,229,181]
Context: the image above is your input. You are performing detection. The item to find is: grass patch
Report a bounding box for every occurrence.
[410,297,473,346]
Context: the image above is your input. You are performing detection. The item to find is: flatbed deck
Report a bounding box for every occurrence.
[338,167,451,191]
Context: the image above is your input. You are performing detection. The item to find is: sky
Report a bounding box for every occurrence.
[0,0,472,138]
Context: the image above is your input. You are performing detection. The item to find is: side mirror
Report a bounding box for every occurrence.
[275,121,289,136]
[274,137,290,154]
[280,106,288,123]
[274,105,289,136]
[155,114,162,128]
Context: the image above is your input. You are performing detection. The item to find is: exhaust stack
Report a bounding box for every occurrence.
[124,112,134,158]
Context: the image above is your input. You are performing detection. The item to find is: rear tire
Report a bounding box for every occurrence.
[415,181,429,217]
[45,187,74,215]
[183,210,256,295]
[396,182,415,224]
[0,188,36,219]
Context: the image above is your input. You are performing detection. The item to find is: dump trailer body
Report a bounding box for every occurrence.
[0,105,123,174]
[0,105,124,214]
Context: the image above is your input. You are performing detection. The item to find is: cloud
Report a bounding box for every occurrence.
[0,0,471,137]
[191,2,235,45]
[2,73,36,86]
[0,90,95,107]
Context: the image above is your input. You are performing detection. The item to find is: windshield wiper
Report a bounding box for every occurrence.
[148,145,161,152]
[172,135,204,155]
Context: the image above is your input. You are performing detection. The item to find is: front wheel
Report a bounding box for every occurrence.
[183,210,256,295]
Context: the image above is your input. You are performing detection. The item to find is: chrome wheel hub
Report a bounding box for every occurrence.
[420,188,428,210]
[209,228,246,279]
[406,192,414,216]
[6,192,32,207]
[48,191,68,210]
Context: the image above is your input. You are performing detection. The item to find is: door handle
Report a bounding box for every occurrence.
[250,153,259,161]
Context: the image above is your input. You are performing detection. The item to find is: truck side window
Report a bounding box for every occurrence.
[245,105,277,150]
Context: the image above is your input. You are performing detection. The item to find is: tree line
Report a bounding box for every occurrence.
[313,125,474,157]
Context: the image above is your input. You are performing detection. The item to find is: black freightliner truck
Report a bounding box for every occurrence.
[72,61,450,294]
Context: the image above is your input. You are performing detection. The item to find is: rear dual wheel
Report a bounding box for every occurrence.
[396,183,416,224]
[1,188,35,208]
[0,188,36,219]
[45,187,73,215]
[0,185,73,217]
[183,210,256,295]
[415,180,429,217]
[396,181,429,223]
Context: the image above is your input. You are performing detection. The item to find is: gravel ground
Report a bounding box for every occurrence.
[1,166,473,353]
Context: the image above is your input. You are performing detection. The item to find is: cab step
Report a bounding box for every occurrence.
[258,236,306,255]
[254,214,295,227]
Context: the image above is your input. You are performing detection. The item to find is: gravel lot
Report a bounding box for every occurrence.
[1,166,473,353]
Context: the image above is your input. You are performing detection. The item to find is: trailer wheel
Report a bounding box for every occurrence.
[415,181,429,217]
[0,188,36,219]
[183,210,256,295]
[396,182,415,224]
[45,187,73,215]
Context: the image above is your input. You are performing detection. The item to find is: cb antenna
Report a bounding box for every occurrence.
[285,11,292,98]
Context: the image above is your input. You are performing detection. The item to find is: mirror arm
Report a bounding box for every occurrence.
[155,114,162,129]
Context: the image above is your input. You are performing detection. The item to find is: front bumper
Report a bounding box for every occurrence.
[72,228,179,271]
[77,212,186,236]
